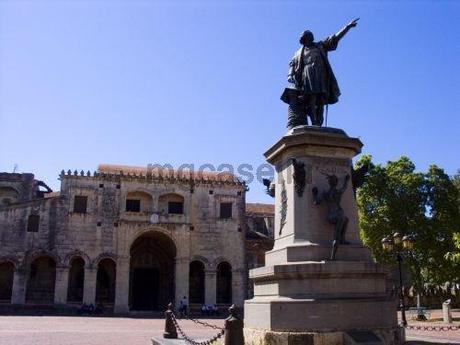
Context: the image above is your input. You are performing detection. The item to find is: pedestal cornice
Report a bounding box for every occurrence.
[264,126,363,164]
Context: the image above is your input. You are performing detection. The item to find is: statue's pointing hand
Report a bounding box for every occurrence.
[347,18,359,28]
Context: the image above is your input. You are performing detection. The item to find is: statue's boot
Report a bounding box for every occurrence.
[311,105,324,126]
[287,104,307,129]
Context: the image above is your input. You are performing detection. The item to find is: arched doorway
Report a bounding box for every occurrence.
[216,262,232,304]
[26,256,56,304]
[67,257,85,303]
[0,262,14,303]
[96,258,116,305]
[130,231,176,311]
[189,261,205,304]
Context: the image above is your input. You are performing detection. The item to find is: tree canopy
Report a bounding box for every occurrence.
[356,156,460,288]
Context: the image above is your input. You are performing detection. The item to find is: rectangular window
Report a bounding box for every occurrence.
[168,201,183,215]
[126,199,141,212]
[73,196,88,214]
[27,215,40,232]
[220,202,233,219]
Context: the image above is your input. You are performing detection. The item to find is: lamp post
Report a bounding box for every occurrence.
[381,232,415,327]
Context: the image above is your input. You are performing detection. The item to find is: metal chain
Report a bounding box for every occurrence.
[406,325,459,331]
[186,316,224,331]
[171,312,225,345]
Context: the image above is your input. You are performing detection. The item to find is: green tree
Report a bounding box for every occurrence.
[356,156,460,289]
[446,170,460,264]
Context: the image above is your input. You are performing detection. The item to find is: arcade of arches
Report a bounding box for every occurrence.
[0,232,235,312]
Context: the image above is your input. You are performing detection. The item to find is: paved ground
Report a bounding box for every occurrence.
[0,311,458,345]
[0,316,225,345]
[404,309,460,345]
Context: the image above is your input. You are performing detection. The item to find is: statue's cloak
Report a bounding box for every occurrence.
[288,34,341,105]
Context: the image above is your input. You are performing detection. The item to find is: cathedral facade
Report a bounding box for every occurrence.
[0,164,273,314]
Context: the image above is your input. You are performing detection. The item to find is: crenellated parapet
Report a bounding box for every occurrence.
[59,163,247,189]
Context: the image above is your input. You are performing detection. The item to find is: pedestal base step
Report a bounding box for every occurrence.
[344,331,382,345]
[151,338,206,345]
[244,327,404,345]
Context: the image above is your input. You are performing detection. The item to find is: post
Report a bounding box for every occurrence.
[163,303,178,339]
[224,305,244,345]
[442,299,452,324]
[397,253,407,326]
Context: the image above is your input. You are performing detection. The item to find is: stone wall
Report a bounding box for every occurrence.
[0,166,249,313]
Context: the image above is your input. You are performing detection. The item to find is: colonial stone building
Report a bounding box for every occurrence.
[0,164,272,314]
[244,203,275,298]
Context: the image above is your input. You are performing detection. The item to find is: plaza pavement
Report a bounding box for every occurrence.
[0,311,458,345]
[0,316,225,345]
[404,309,460,345]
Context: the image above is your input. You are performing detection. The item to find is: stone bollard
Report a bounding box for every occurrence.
[224,304,244,345]
[163,303,178,339]
[442,299,452,324]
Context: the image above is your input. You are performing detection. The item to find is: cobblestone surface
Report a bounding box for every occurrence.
[0,316,225,345]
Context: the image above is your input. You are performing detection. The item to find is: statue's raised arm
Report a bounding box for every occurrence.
[335,18,359,42]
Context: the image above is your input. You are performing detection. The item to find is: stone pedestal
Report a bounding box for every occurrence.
[244,126,401,345]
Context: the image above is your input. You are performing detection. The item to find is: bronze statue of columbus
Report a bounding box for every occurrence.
[281,19,359,128]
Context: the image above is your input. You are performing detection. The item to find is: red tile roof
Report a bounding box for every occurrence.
[246,203,274,215]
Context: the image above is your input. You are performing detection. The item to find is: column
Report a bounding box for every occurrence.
[11,267,27,304]
[174,257,189,309]
[232,269,245,308]
[83,266,97,305]
[54,265,69,305]
[205,269,216,306]
[114,256,130,314]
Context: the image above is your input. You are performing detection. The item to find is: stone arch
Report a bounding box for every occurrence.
[213,256,232,269]
[158,193,185,215]
[25,249,61,268]
[125,190,153,213]
[26,255,57,303]
[128,226,179,252]
[190,255,210,268]
[0,256,19,270]
[92,252,117,267]
[0,186,20,206]
[96,257,116,305]
[216,261,232,304]
[189,260,205,304]
[67,256,85,303]
[129,230,176,311]
[64,250,91,268]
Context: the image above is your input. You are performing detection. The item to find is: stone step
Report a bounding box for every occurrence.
[344,331,383,345]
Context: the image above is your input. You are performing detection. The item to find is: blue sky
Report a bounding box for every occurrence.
[0,0,458,202]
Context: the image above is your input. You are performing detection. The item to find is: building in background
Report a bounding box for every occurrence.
[245,203,274,298]
[0,165,259,313]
